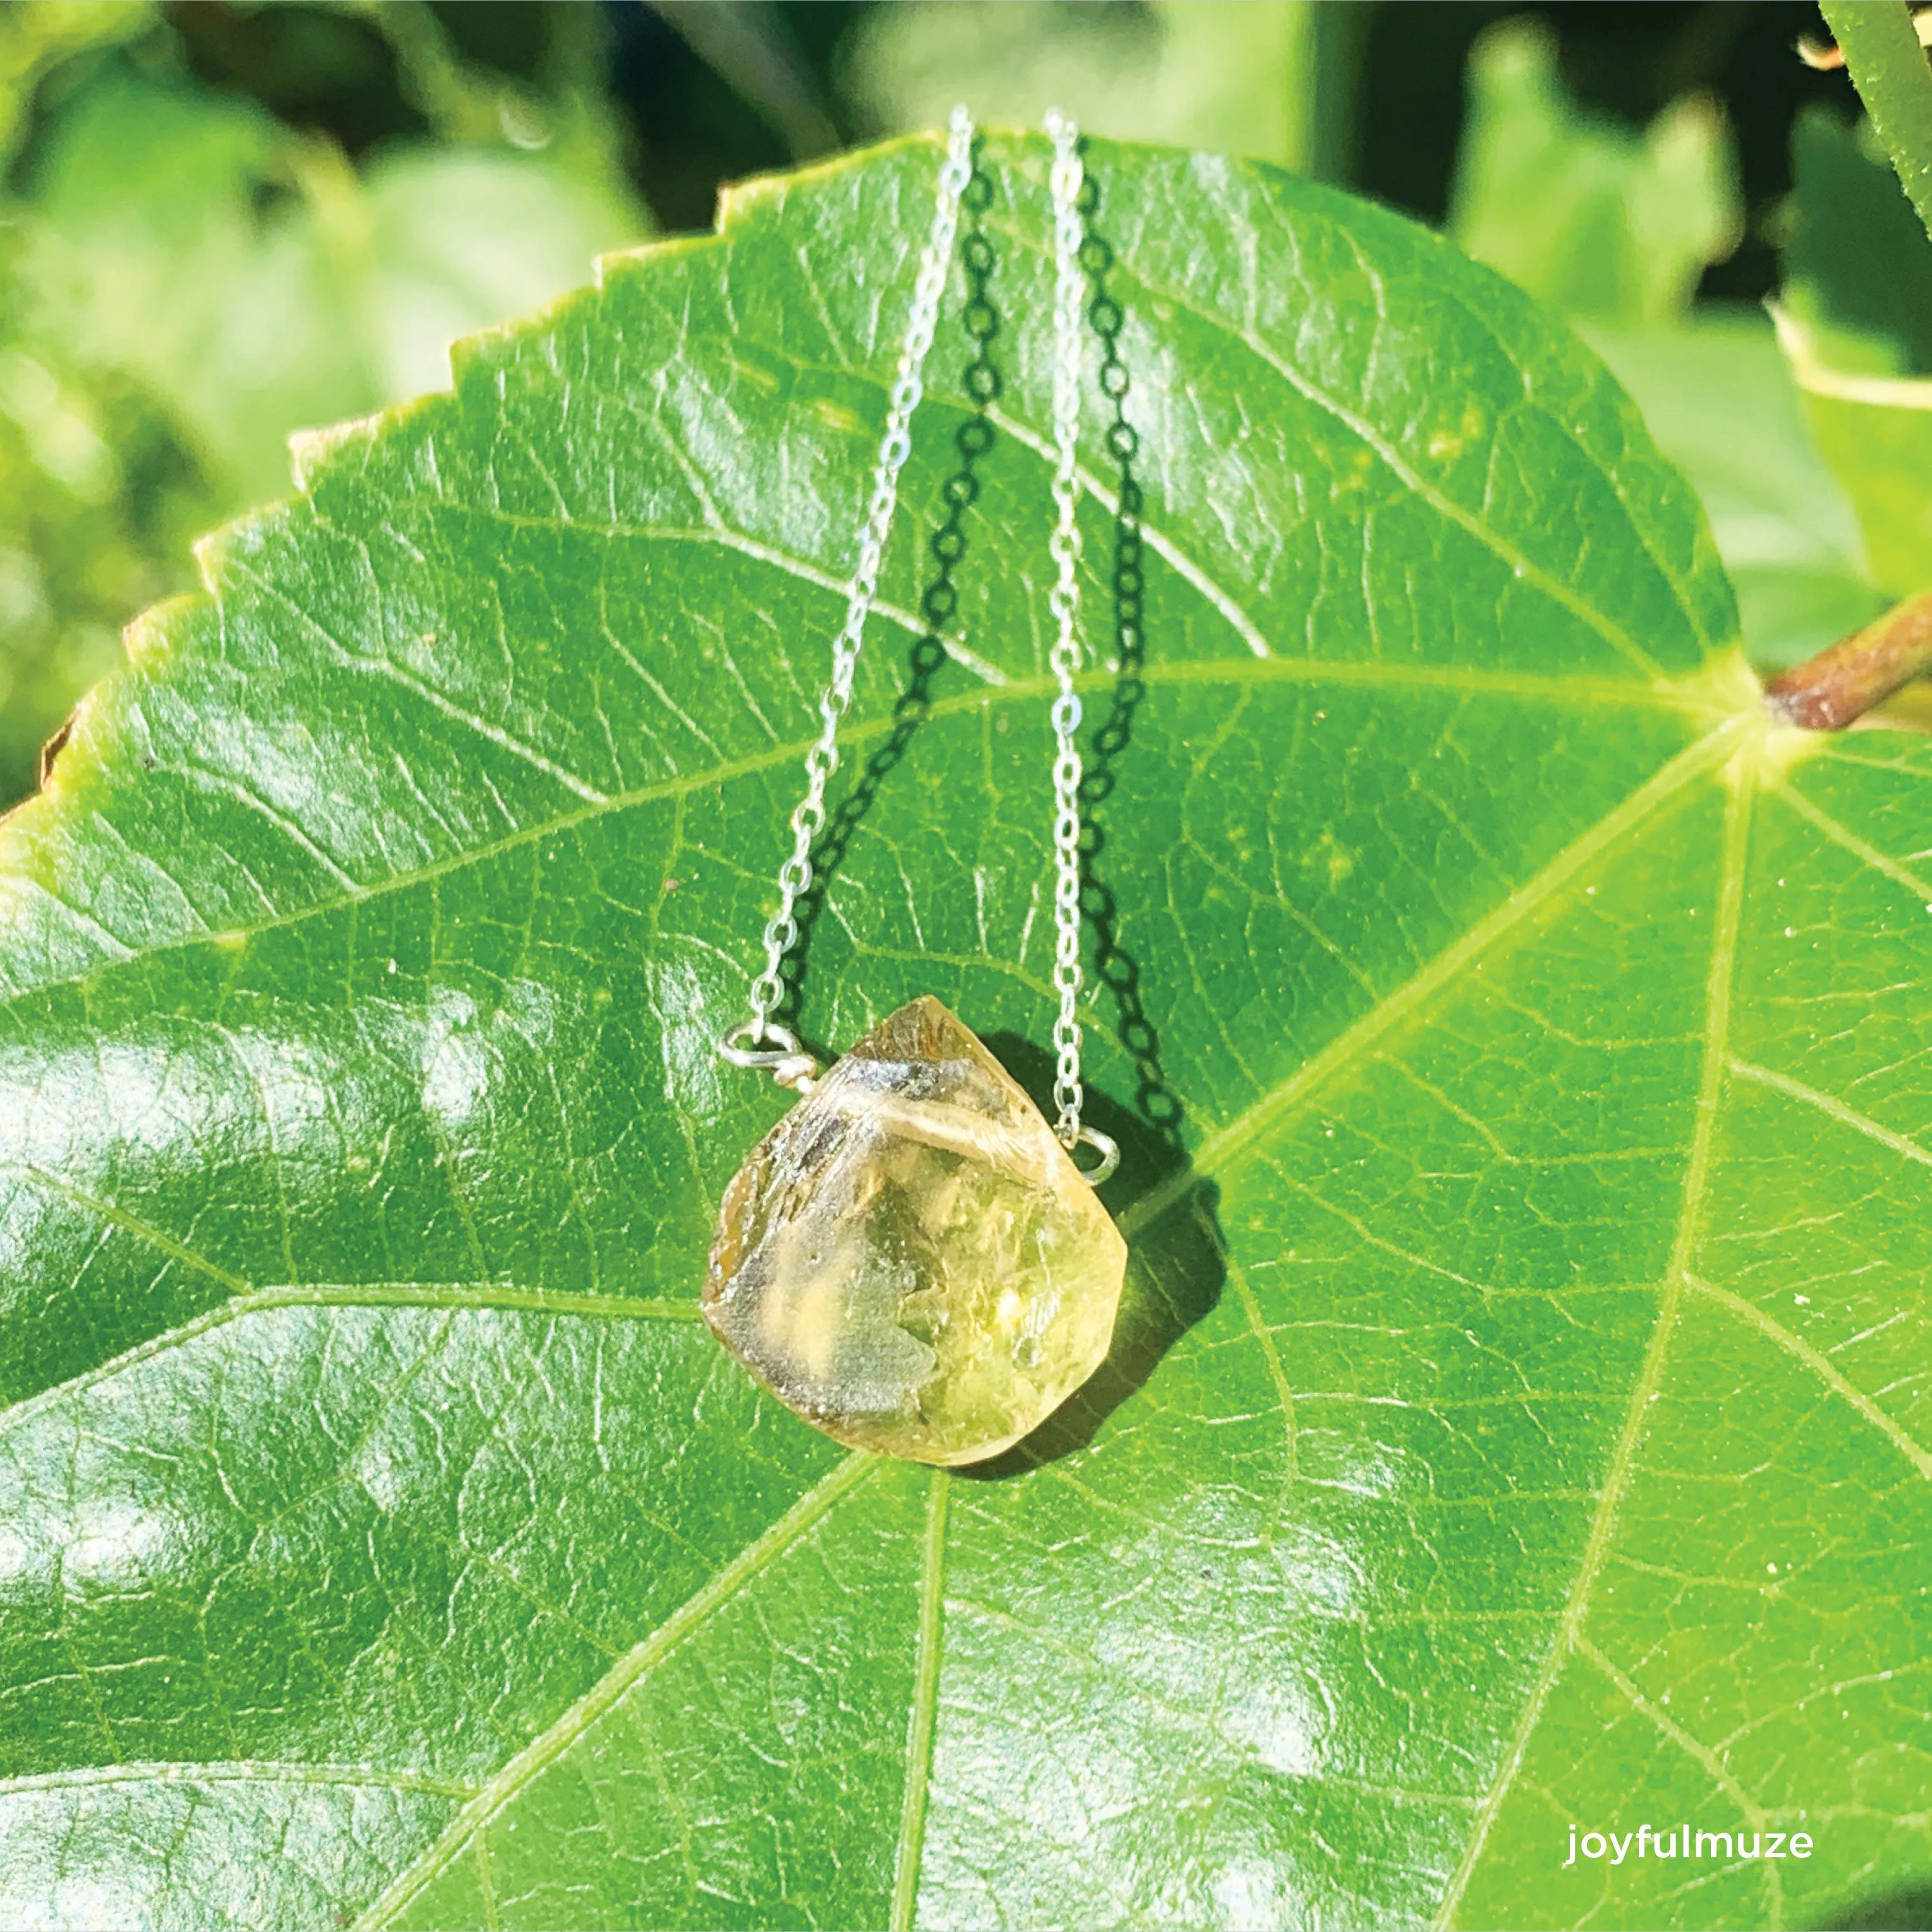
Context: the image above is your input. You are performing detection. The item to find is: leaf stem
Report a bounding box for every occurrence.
[1821,1,1932,247]
[1765,587,1932,728]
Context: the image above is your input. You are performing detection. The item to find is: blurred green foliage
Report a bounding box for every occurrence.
[1450,16,1741,328]
[18,62,639,501]
[1783,105,1932,375]
[840,1,1361,178]
[0,2,147,157]
[8,0,1929,810]
[1587,314,1886,662]
[0,0,646,805]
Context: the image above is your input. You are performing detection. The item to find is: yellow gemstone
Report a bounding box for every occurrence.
[703,996,1128,1466]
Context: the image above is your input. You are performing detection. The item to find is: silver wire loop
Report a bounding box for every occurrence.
[1061,1124,1120,1188]
[717,1023,820,1093]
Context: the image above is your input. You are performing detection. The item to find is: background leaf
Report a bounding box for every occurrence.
[1587,314,1885,667]
[1820,0,1932,247]
[1781,106,1932,379]
[1434,37,1888,672]
[0,12,648,810]
[1448,17,1741,331]
[0,0,145,161]
[1772,103,1932,601]
[1770,324,1932,602]
[839,0,1356,178]
[1,131,1927,1932]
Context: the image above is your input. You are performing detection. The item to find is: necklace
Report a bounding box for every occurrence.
[705,108,1128,1468]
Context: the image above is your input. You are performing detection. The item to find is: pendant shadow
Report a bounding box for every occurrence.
[772,145,1222,1468]
[965,1030,1225,1477]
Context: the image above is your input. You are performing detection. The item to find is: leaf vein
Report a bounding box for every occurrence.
[1430,747,1754,1929]
[353,1452,876,1930]
[1687,1273,1932,1481]
[891,1470,949,1932]
[985,218,1672,681]
[0,1284,700,1441]
[0,1760,477,1802]
[1123,720,1743,1242]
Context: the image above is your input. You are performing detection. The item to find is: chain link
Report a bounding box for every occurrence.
[735,106,975,1066]
[1044,109,1089,1148]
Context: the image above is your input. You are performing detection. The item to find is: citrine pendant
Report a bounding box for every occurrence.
[702,997,1128,1466]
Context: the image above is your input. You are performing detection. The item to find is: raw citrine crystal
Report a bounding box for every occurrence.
[703,996,1128,1466]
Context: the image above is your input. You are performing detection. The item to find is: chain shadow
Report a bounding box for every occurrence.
[777,143,1003,1057]
[964,154,1227,1477]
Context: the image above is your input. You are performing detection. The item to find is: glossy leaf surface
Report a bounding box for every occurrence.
[1,132,1927,1931]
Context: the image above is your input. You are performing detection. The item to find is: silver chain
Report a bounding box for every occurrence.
[1043,108,1089,1149]
[719,107,1117,1186]
[728,105,975,1070]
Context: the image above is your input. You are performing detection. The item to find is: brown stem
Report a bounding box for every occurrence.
[1765,587,1932,730]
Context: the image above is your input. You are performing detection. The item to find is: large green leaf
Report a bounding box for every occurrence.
[1,131,1926,1931]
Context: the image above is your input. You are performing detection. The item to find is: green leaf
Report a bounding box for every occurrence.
[1771,321,1932,600]
[1448,17,1741,329]
[841,1,1344,175]
[0,47,649,813]
[1782,107,1932,379]
[0,343,202,808]
[1821,0,1932,248]
[1,132,1927,1931]
[0,0,146,164]
[1774,105,1932,600]
[1584,312,1886,667]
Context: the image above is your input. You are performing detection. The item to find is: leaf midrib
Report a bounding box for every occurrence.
[4,703,1738,1441]
[889,1469,949,1932]
[698,156,1722,681]
[10,128,1916,1932]
[0,1759,477,1801]
[356,712,1748,1929]
[0,1280,700,1442]
[12,225,1730,1018]
[1,707,1751,1927]
[1121,716,1746,1240]
[31,710,1919,1932]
